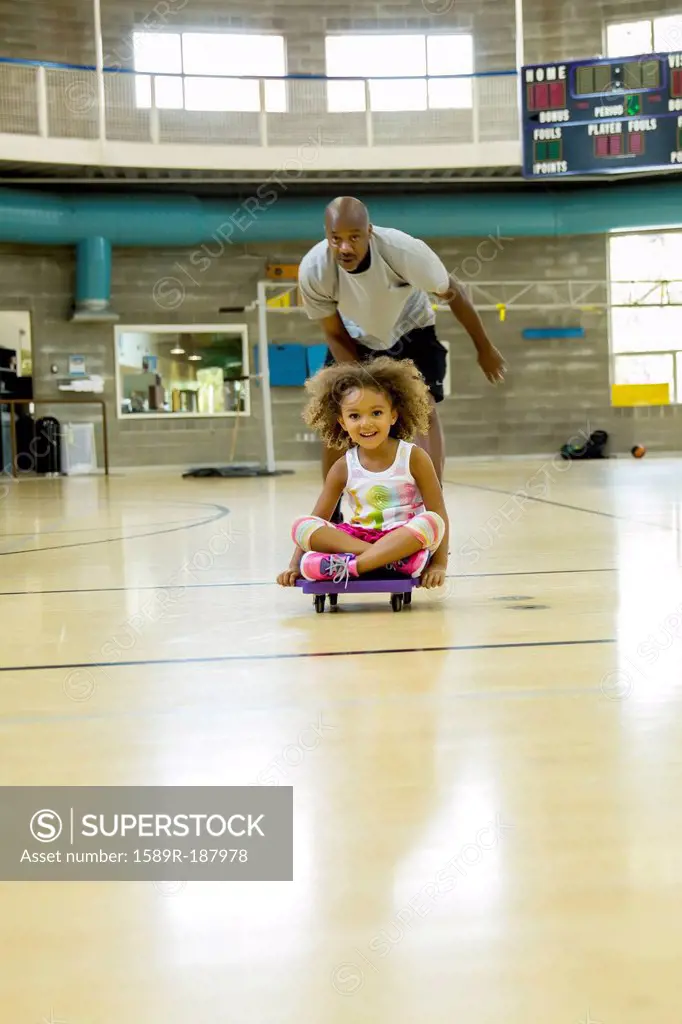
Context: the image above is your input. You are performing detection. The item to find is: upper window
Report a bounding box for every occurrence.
[606,15,682,56]
[325,34,474,112]
[132,32,287,112]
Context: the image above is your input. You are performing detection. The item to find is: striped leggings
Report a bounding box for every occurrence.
[292,511,446,553]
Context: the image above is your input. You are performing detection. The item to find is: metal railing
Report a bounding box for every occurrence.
[0,57,518,149]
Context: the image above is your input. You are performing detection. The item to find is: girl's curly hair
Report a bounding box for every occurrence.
[302,356,432,450]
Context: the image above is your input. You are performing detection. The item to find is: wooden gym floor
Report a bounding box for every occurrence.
[2,456,682,1023]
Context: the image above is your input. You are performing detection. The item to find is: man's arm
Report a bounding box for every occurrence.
[319,312,359,364]
[378,235,506,384]
[435,274,506,384]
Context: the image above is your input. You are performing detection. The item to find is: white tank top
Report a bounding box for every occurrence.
[344,440,425,530]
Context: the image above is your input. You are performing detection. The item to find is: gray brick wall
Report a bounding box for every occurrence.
[2,0,681,72]
[524,0,682,64]
[2,231,681,469]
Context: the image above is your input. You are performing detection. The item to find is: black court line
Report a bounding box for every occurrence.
[0,636,616,674]
[0,566,618,598]
[0,516,207,537]
[0,502,230,557]
[444,477,625,521]
[0,472,665,577]
[443,476,677,532]
[453,566,617,579]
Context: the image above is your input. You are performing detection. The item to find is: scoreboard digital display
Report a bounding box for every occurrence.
[521,50,682,178]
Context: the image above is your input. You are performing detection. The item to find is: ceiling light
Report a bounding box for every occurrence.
[170,346,185,355]
[188,354,202,361]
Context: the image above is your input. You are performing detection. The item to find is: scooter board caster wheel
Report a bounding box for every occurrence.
[296,577,418,613]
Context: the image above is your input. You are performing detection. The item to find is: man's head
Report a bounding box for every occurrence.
[324,196,372,272]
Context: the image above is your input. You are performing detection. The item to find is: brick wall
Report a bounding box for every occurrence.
[524,0,682,64]
[1,0,681,71]
[2,232,681,469]
[0,0,495,70]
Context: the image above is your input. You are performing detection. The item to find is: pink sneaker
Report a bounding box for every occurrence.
[391,549,430,578]
[300,552,359,585]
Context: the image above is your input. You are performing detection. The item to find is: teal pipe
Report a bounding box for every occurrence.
[1,182,682,245]
[1,182,681,315]
[75,236,111,314]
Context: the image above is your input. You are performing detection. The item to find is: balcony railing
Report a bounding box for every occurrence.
[0,57,519,152]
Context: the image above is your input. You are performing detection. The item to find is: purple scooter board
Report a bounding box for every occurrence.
[296,572,419,613]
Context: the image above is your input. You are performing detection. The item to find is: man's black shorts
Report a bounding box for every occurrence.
[323,324,448,404]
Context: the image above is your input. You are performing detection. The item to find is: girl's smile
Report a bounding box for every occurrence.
[338,387,398,451]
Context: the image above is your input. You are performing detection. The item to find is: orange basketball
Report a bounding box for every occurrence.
[631,445,646,458]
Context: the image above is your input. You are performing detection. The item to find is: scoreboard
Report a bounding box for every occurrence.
[521,50,682,178]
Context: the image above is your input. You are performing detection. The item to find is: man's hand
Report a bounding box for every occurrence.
[439,276,507,385]
[421,563,446,589]
[478,343,506,385]
[277,567,301,587]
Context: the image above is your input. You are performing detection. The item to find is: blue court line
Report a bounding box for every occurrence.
[0,636,616,675]
[0,567,617,598]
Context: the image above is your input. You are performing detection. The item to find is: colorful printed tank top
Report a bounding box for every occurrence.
[344,440,425,530]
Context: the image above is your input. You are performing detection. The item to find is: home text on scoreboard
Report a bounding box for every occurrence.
[524,64,570,123]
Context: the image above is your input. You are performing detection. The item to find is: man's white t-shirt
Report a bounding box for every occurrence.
[298,226,450,351]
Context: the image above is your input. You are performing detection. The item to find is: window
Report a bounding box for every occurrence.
[606,15,682,56]
[654,14,682,51]
[325,34,473,113]
[132,32,286,112]
[115,325,250,418]
[606,20,652,56]
[609,232,682,402]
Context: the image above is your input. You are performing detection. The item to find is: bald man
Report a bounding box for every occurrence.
[298,197,506,488]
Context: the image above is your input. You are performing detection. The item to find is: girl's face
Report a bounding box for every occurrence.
[338,387,398,449]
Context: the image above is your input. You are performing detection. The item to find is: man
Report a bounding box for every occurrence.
[298,197,506,490]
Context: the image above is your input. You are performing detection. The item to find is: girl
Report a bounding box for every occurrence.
[277,357,448,589]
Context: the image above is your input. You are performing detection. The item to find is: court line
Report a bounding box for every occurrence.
[0,566,617,598]
[0,502,230,556]
[0,470,639,570]
[0,636,615,674]
[0,470,664,571]
[0,516,206,537]
[443,477,677,532]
